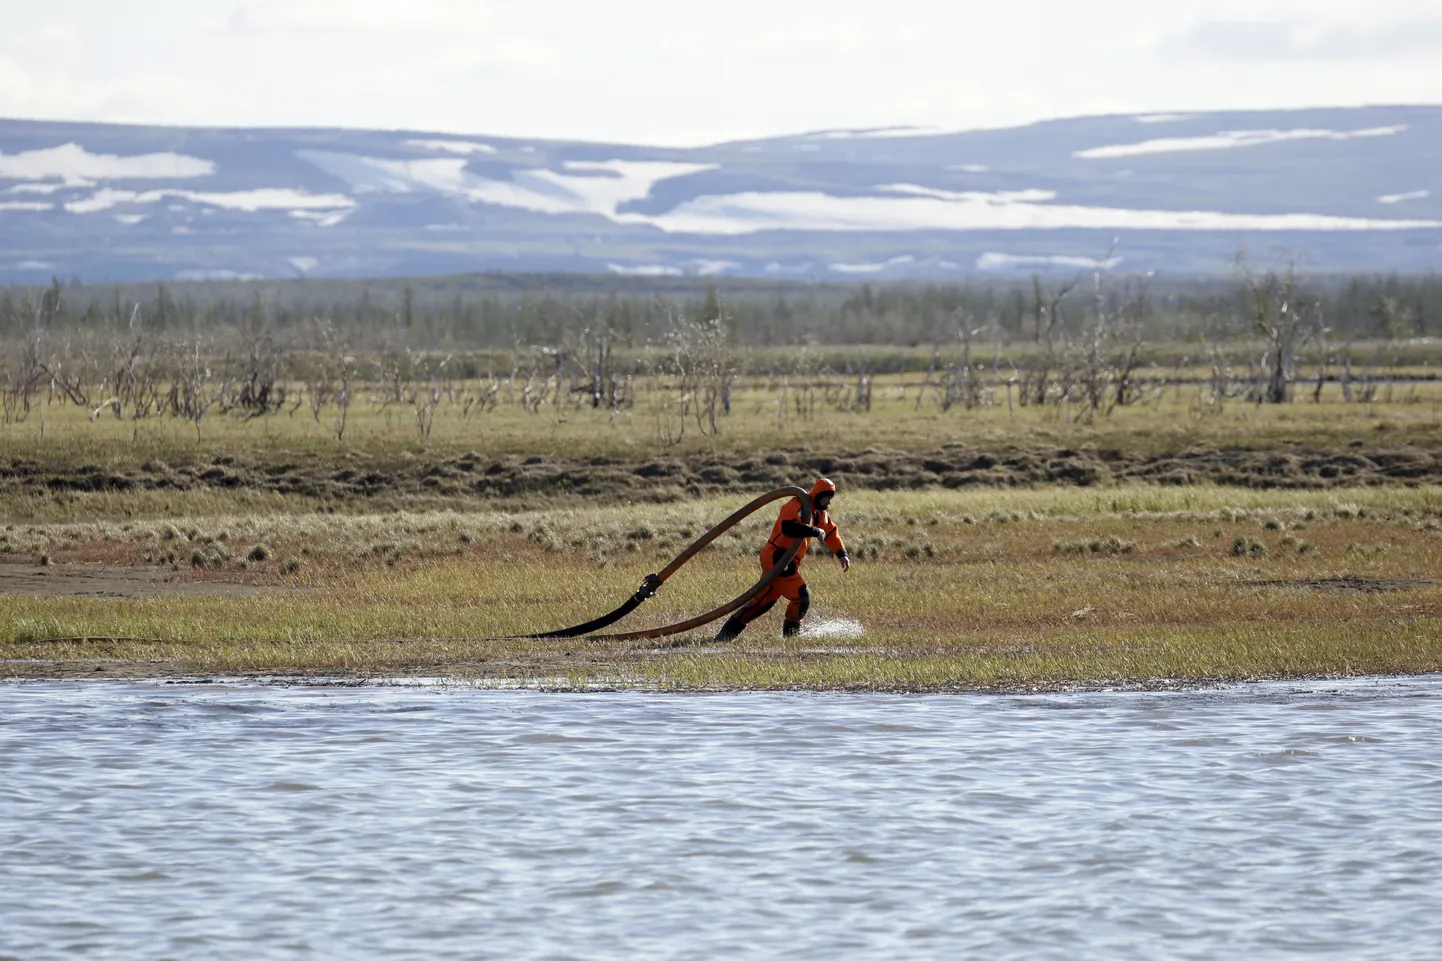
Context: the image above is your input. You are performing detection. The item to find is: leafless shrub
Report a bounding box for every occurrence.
[1237,251,1319,404]
[167,335,217,441]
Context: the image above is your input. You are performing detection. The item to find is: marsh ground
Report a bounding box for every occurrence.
[5,367,1442,689]
[3,483,1440,690]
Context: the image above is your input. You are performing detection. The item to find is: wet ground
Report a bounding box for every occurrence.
[6,442,1441,505]
[0,562,268,598]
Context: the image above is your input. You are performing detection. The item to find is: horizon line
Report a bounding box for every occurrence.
[1,102,1438,151]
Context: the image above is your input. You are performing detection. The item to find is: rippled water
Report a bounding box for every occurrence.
[4,678,1442,960]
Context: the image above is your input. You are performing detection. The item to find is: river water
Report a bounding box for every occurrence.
[3,678,1441,960]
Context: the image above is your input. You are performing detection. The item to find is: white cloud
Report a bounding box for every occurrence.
[1074,125,1406,159]
[1165,17,1442,62]
[227,0,493,35]
[288,256,320,273]
[0,143,215,184]
[743,22,872,57]
[0,201,54,212]
[1377,189,1431,204]
[0,53,33,103]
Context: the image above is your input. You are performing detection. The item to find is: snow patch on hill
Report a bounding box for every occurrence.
[1075,125,1406,159]
[802,127,940,140]
[606,263,683,277]
[1,108,1439,281]
[63,187,355,215]
[630,189,1442,235]
[0,143,214,184]
[470,161,715,217]
[831,255,916,274]
[978,252,1123,272]
[301,150,713,218]
[402,138,496,155]
[1378,189,1431,204]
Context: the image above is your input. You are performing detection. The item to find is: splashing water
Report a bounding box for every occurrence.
[800,617,865,639]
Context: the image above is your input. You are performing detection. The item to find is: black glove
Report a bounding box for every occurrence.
[808,525,826,540]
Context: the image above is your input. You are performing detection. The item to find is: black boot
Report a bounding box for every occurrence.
[716,615,747,642]
[782,620,802,637]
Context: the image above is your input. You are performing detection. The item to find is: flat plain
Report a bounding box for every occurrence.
[4,371,1440,690]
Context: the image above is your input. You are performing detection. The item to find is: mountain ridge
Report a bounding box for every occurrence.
[2,105,1439,283]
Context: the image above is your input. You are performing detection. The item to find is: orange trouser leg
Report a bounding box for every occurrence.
[717,560,807,639]
[764,556,810,625]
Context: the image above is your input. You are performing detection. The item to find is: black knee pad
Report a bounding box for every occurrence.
[740,599,777,625]
[795,584,810,621]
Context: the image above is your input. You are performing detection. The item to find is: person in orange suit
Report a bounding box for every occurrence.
[716,477,850,640]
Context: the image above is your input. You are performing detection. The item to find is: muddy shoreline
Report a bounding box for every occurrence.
[6,442,1442,506]
[0,659,1417,694]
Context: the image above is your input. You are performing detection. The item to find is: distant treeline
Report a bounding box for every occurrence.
[3,268,1442,349]
[6,265,1442,437]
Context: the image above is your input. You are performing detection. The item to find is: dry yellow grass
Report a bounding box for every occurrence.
[4,372,1442,473]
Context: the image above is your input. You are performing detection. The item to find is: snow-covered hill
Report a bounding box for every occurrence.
[2,106,1439,283]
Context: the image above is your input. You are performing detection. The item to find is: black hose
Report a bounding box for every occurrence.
[524,486,814,641]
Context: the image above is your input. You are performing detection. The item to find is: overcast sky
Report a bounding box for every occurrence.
[2,0,1441,146]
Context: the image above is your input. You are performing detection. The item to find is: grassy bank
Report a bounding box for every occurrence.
[4,487,1440,690]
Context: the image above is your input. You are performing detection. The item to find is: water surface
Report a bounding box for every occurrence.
[3,678,1441,959]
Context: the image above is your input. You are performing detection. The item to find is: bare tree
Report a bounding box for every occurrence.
[1025,272,1083,405]
[1238,252,1317,404]
[168,335,217,441]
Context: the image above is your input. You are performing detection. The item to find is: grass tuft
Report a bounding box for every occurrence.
[1233,536,1268,557]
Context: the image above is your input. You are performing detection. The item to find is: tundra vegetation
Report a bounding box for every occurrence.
[2,262,1441,689]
